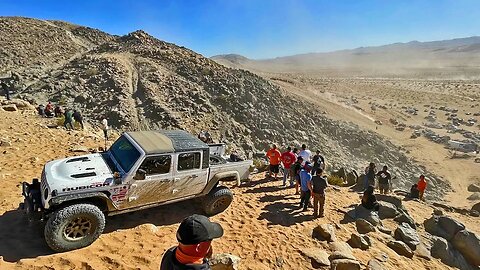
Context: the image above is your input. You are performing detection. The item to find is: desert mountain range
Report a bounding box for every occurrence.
[212,36,480,78]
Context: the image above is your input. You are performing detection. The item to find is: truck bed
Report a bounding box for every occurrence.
[209,155,252,182]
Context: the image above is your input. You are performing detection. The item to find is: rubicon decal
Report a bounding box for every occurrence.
[62,183,110,192]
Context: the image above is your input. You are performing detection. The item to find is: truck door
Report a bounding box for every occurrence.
[171,151,208,199]
[124,154,174,208]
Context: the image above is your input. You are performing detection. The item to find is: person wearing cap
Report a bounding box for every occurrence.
[160,214,224,270]
[299,162,313,211]
[292,156,304,195]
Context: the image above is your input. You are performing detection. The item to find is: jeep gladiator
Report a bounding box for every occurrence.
[21,130,252,252]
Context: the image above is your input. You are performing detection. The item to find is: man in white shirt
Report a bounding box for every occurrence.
[298,144,312,163]
[101,118,109,139]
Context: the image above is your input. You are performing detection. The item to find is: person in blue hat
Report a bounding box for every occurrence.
[299,162,313,211]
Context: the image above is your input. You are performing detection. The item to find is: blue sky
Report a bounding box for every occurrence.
[2,0,480,59]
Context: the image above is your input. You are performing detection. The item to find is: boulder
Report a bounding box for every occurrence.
[377,226,392,235]
[312,224,337,242]
[415,243,431,260]
[433,208,443,216]
[375,194,403,209]
[387,240,414,258]
[472,202,480,213]
[330,259,360,270]
[347,233,371,250]
[209,253,241,270]
[470,210,480,217]
[394,223,420,250]
[300,248,330,267]
[468,184,480,192]
[431,236,475,270]
[2,104,17,112]
[355,219,376,234]
[367,259,385,270]
[467,193,480,201]
[329,242,355,261]
[393,209,416,229]
[378,201,398,219]
[451,230,480,266]
[375,253,388,262]
[355,205,380,226]
[437,216,465,240]
[0,140,12,147]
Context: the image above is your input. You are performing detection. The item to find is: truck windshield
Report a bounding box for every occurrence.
[109,136,141,173]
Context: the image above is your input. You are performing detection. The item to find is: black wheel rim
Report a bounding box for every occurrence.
[64,217,92,241]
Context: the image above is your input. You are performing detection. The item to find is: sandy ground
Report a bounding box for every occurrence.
[268,75,480,209]
[0,109,478,269]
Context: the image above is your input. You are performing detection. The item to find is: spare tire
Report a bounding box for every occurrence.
[44,204,105,252]
[203,186,233,216]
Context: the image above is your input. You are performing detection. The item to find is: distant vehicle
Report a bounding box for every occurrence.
[21,130,252,252]
[448,140,478,153]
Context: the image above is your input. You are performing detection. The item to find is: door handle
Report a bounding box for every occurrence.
[192,175,198,178]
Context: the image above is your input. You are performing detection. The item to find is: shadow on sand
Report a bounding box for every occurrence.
[0,200,204,262]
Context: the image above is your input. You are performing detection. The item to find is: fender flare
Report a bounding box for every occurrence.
[49,192,115,212]
[201,171,240,195]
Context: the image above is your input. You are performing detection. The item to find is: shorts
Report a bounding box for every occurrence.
[270,164,280,174]
[379,183,389,193]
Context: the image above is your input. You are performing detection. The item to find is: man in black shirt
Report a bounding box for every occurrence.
[376,165,391,194]
[311,169,328,218]
[160,214,224,270]
[312,150,325,175]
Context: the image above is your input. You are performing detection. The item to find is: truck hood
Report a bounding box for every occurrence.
[44,153,114,193]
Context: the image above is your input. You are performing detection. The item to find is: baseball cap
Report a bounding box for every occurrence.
[176,214,224,245]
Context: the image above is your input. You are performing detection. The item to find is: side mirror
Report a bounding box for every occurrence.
[113,172,122,184]
[135,169,146,180]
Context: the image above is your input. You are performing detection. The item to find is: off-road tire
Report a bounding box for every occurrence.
[203,186,233,216]
[44,204,105,252]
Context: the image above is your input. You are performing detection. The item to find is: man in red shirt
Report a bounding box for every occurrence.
[281,146,296,187]
[417,175,427,201]
[266,144,282,180]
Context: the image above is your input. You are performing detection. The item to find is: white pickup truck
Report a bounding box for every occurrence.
[21,130,252,252]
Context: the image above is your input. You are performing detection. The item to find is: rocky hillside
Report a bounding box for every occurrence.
[1,17,448,198]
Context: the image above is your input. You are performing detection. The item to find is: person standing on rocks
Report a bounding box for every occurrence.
[54,105,64,117]
[63,108,74,130]
[281,146,296,187]
[266,144,281,180]
[299,162,313,211]
[376,165,391,194]
[311,168,328,218]
[102,118,109,149]
[298,144,312,163]
[361,185,379,211]
[417,175,427,201]
[312,150,326,175]
[1,80,10,100]
[73,110,84,130]
[293,156,304,195]
[160,214,223,270]
[364,162,377,191]
[45,101,54,117]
